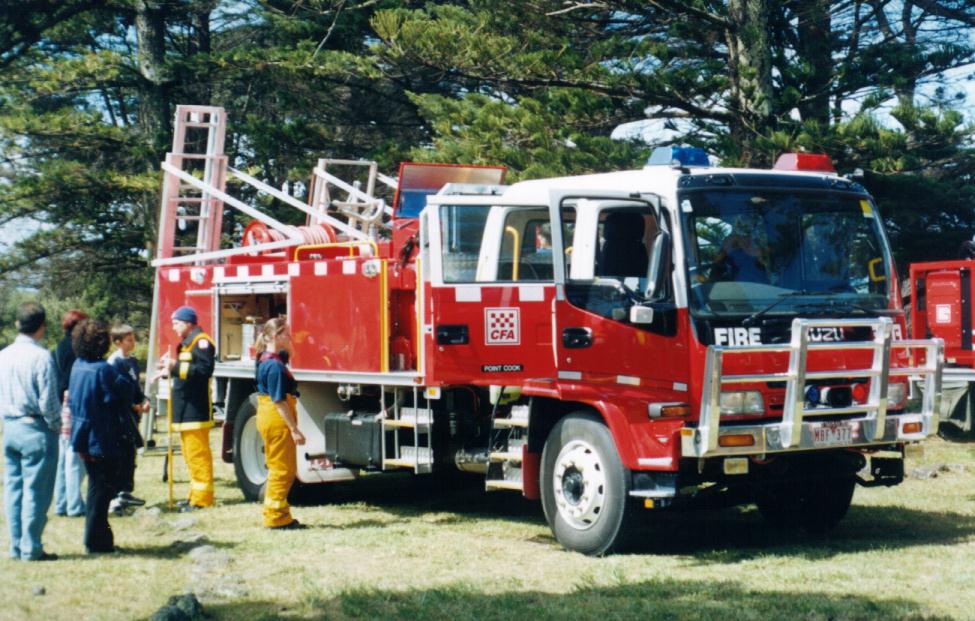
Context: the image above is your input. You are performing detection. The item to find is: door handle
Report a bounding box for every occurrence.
[562,327,592,349]
[436,324,469,345]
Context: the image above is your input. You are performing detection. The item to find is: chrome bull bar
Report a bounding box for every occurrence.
[681,318,944,458]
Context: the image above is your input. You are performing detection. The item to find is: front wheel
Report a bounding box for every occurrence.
[233,394,266,502]
[757,476,855,533]
[540,412,635,556]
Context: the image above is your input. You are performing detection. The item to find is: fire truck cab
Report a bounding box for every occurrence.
[149,107,943,556]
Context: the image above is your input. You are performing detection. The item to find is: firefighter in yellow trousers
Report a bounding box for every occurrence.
[160,306,215,512]
[254,317,306,529]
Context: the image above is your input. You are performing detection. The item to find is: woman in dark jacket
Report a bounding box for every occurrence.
[67,319,137,554]
[53,309,88,517]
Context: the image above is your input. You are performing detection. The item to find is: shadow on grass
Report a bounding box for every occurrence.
[298,471,541,523]
[312,518,393,530]
[202,579,952,621]
[55,538,237,561]
[290,472,975,558]
[626,503,975,561]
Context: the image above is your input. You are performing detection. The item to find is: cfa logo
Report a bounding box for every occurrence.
[485,307,520,345]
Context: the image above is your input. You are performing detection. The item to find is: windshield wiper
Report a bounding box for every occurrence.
[794,298,877,316]
[742,290,813,327]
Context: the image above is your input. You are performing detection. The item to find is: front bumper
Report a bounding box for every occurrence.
[680,412,930,458]
[683,317,943,459]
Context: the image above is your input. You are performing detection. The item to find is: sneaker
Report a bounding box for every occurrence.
[178,504,202,513]
[117,492,145,507]
[270,520,307,531]
[25,552,59,562]
[109,498,125,516]
[175,499,191,508]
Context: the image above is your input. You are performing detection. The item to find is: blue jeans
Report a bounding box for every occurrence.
[54,434,86,516]
[3,417,58,560]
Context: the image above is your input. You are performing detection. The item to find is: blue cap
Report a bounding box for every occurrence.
[171,305,198,324]
[647,146,711,168]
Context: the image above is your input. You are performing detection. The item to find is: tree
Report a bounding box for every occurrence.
[0,0,973,314]
[0,0,428,327]
[369,1,975,267]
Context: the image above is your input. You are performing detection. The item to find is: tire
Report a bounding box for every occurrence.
[757,476,855,533]
[755,480,798,528]
[233,394,266,502]
[540,412,635,556]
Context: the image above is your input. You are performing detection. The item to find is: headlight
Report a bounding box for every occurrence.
[719,391,764,416]
[887,382,908,409]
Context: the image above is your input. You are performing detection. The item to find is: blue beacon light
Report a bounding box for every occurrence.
[805,385,821,405]
[647,146,711,168]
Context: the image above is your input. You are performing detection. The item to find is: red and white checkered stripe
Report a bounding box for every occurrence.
[163,259,380,284]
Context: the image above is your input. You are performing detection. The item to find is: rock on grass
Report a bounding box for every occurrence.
[148,593,204,621]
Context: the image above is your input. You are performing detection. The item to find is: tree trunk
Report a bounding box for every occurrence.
[135,0,169,255]
[796,0,832,125]
[193,8,211,55]
[135,0,169,151]
[896,1,918,110]
[726,0,774,166]
[191,5,212,104]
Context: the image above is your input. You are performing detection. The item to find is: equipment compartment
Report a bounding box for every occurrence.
[323,411,383,468]
[216,291,287,362]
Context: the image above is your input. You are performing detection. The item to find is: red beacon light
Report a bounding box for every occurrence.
[773,152,836,173]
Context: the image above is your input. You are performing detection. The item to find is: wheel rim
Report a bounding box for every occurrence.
[240,415,268,486]
[552,439,607,530]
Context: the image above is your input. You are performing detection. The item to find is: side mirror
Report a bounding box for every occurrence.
[644,231,672,299]
[629,305,655,324]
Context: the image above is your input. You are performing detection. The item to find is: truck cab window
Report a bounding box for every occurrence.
[561,198,670,325]
[684,190,893,317]
[596,209,659,282]
[440,205,489,283]
[439,204,560,283]
[497,208,554,281]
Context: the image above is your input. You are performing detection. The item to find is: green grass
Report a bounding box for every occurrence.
[1,432,973,621]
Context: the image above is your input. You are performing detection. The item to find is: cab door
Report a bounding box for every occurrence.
[422,196,559,385]
[549,191,690,395]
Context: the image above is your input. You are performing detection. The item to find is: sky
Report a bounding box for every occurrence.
[614,61,975,146]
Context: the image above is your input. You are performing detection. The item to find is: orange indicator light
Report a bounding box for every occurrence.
[718,434,755,447]
[902,422,922,435]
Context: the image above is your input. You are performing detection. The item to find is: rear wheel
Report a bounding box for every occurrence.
[757,476,855,533]
[233,395,266,502]
[540,412,635,556]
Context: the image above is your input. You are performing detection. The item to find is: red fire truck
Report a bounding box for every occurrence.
[909,259,975,436]
[147,106,942,555]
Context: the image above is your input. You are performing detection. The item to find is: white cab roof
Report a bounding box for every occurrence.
[499,165,844,206]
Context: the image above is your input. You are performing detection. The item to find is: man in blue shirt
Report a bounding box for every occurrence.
[0,302,61,561]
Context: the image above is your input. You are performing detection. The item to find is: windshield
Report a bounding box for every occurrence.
[682,189,893,317]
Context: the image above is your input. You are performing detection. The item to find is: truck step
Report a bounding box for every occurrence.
[383,407,432,429]
[489,450,523,463]
[485,480,523,492]
[384,445,433,472]
[492,418,528,429]
[493,404,529,429]
[384,458,433,473]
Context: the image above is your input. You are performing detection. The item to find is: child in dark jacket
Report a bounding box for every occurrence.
[68,319,137,554]
[107,324,149,514]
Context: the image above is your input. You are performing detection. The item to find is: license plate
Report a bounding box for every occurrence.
[811,422,853,446]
